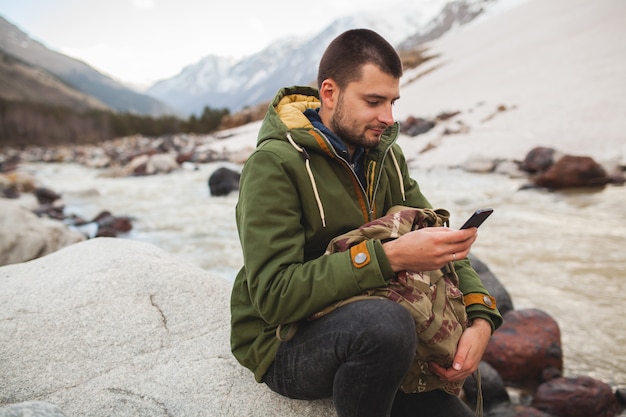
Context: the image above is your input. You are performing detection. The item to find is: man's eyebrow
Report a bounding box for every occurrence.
[364,93,401,101]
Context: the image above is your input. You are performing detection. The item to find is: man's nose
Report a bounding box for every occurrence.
[378,104,394,126]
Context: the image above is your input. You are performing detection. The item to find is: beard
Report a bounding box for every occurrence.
[329,94,386,150]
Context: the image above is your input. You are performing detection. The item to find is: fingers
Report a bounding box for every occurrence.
[430,322,492,382]
[383,227,478,272]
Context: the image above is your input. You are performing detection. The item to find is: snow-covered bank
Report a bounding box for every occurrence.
[394,0,626,169]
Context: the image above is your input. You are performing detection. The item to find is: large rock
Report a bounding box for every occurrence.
[533,155,612,189]
[0,238,335,417]
[520,147,562,173]
[208,166,241,196]
[463,361,510,412]
[531,376,622,417]
[0,199,85,267]
[482,309,563,388]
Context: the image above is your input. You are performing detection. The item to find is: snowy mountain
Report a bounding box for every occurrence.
[0,16,174,117]
[147,0,496,116]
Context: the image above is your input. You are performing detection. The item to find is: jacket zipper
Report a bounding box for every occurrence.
[314,128,395,222]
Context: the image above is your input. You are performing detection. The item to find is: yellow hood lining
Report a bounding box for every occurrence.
[277,94,320,130]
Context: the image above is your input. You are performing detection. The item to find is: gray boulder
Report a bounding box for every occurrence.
[0,238,335,417]
[0,199,85,267]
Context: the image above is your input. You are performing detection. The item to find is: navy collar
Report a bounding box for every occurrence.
[304,108,365,165]
[304,108,367,186]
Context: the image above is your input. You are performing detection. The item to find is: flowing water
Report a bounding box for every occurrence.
[16,161,626,394]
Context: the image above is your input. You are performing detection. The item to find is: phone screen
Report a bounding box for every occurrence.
[460,208,493,229]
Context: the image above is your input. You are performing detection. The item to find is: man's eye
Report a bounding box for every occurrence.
[367,101,379,106]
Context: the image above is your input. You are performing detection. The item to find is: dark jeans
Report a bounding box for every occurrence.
[263,299,474,417]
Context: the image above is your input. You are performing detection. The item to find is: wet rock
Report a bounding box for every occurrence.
[463,361,510,411]
[34,187,62,205]
[533,155,611,189]
[616,387,626,406]
[32,203,66,220]
[400,116,436,136]
[483,309,563,388]
[91,210,133,237]
[521,147,561,173]
[531,376,623,417]
[468,254,514,315]
[208,166,241,196]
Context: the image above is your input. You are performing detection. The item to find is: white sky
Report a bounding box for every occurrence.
[0,0,395,89]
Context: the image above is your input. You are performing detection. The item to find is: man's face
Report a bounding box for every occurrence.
[329,64,400,153]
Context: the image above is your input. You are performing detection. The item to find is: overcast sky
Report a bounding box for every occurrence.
[0,0,400,89]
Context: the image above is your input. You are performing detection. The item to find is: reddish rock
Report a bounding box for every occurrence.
[108,216,133,233]
[176,151,194,164]
[483,309,562,387]
[533,155,611,189]
[92,211,133,237]
[531,376,623,417]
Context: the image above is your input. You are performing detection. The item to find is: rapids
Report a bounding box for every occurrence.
[18,161,626,394]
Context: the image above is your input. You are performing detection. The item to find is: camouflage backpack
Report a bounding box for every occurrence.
[312,205,468,395]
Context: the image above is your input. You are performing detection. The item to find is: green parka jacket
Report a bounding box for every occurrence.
[230,86,503,382]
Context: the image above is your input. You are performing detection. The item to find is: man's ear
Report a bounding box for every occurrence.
[319,79,338,110]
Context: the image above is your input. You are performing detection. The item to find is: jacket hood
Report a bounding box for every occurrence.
[257,86,321,148]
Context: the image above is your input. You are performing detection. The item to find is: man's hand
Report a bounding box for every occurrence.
[383,227,477,272]
[429,318,492,382]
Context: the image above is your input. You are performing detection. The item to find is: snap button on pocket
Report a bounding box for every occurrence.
[354,252,367,264]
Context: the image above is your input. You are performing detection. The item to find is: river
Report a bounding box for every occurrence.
[19,160,626,396]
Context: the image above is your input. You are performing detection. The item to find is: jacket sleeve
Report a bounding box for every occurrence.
[236,148,391,327]
[390,145,503,332]
[454,259,503,331]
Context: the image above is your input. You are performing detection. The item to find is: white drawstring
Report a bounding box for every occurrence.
[286,133,327,227]
[389,148,406,201]
[286,133,404,226]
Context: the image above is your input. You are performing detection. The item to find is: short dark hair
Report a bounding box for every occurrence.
[317,28,403,90]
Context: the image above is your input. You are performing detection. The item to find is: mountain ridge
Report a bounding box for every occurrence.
[0,16,175,117]
[147,0,496,116]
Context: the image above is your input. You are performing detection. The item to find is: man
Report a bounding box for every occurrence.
[230,28,502,417]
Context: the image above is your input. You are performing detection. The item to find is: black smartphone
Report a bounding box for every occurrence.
[460,208,494,229]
